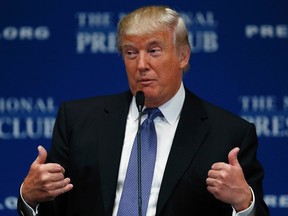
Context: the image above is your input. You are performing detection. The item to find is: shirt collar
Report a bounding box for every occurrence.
[130,82,185,125]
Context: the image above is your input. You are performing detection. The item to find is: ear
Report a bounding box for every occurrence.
[179,46,191,70]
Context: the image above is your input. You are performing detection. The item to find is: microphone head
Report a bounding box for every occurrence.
[136,91,145,112]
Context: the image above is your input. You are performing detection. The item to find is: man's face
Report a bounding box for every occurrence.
[121,29,189,107]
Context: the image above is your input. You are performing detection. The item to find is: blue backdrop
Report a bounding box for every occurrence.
[1,0,288,215]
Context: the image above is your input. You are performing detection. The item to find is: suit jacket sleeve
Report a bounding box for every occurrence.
[237,123,269,215]
[17,102,69,216]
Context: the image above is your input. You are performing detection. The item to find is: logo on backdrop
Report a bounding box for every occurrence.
[0,97,57,140]
[182,11,219,53]
[245,24,288,39]
[0,196,17,212]
[0,26,50,41]
[239,95,288,137]
[75,11,219,54]
[264,194,288,209]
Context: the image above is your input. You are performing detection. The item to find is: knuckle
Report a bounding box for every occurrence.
[39,173,49,183]
[220,172,228,180]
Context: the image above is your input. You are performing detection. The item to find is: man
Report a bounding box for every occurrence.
[18,6,269,216]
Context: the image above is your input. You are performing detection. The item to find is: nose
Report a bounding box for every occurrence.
[137,51,150,73]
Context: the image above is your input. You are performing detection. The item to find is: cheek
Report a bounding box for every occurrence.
[158,62,181,80]
[125,70,136,87]
[124,61,136,77]
[124,64,138,90]
[160,69,183,91]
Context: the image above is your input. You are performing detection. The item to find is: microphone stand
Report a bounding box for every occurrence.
[136,91,145,216]
[137,109,143,216]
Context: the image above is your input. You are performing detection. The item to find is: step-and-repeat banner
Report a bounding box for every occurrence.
[1,0,287,215]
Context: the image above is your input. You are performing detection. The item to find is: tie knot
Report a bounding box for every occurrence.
[144,107,163,121]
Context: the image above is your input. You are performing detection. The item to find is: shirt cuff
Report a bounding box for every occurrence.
[20,183,39,216]
[232,187,255,216]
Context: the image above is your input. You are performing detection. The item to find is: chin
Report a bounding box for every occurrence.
[144,94,162,108]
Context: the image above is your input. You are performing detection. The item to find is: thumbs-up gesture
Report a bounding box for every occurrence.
[22,146,73,208]
[206,147,252,212]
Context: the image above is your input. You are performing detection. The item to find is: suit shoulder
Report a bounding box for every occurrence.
[55,91,132,122]
[61,91,131,110]
[201,99,251,128]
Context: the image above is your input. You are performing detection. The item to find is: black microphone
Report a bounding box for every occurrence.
[135,91,145,216]
[136,91,145,113]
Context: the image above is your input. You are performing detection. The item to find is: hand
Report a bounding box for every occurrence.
[206,147,252,212]
[22,146,73,208]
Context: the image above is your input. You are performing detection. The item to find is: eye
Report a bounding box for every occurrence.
[124,49,138,59]
[147,47,162,57]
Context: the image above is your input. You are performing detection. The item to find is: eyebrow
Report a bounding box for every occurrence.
[122,39,164,50]
[122,43,135,49]
[148,40,163,47]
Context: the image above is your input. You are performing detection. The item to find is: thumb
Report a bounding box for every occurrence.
[34,145,47,165]
[228,147,240,166]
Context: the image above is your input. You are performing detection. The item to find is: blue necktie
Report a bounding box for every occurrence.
[117,108,162,216]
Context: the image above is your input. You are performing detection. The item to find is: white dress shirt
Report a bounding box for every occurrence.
[112,83,185,216]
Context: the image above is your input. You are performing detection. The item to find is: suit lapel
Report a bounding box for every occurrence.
[156,89,210,214]
[97,91,132,215]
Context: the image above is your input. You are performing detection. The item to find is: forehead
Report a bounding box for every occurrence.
[121,30,173,48]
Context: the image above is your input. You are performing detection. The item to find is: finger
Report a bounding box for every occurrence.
[211,162,230,170]
[46,172,65,182]
[43,178,72,190]
[60,185,74,195]
[228,147,240,166]
[52,179,74,196]
[206,176,218,186]
[34,145,47,165]
[64,182,73,193]
[40,163,65,174]
[41,180,73,200]
[207,169,216,178]
[208,168,230,183]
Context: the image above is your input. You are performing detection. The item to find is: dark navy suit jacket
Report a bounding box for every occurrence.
[18,88,269,216]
